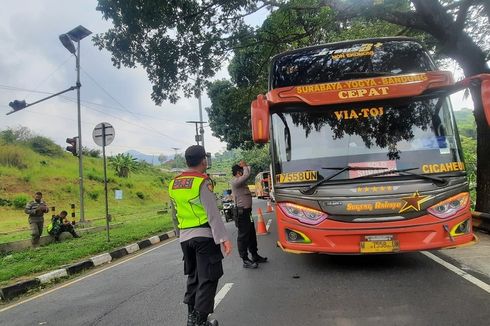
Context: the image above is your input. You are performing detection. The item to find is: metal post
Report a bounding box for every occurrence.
[198,92,205,150]
[102,124,110,241]
[195,123,200,145]
[76,41,85,223]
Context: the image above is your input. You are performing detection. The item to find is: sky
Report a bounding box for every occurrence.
[0,0,233,158]
[0,1,477,160]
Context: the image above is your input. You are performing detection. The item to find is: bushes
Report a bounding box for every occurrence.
[136,191,145,200]
[87,172,105,183]
[0,198,12,207]
[87,190,100,201]
[0,145,27,169]
[87,171,114,183]
[28,136,64,157]
[12,194,29,209]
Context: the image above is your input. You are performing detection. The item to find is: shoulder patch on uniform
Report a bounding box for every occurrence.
[172,178,194,189]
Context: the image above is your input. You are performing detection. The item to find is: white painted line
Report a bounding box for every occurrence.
[214,283,234,310]
[266,219,272,232]
[422,251,490,294]
[0,238,178,313]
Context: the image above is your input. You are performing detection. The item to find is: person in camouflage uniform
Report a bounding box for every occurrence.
[25,192,49,246]
[48,210,80,241]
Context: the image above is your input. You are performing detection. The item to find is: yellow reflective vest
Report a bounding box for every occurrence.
[168,172,209,229]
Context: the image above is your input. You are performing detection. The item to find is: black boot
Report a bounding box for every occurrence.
[195,311,219,326]
[242,258,258,269]
[187,311,196,326]
[252,253,268,263]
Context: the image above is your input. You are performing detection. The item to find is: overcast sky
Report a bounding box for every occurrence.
[0,0,235,158]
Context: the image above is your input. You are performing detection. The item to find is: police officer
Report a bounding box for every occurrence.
[25,191,49,246]
[231,161,267,269]
[169,145,232,326]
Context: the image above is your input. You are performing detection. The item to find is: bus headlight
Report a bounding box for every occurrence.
[278,202,328,225]
[427,192,469,219]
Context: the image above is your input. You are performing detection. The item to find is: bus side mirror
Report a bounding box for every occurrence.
[251,94,270,143]
[482,79,490,126]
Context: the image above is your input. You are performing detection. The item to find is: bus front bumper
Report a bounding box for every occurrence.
[276,212,477,254]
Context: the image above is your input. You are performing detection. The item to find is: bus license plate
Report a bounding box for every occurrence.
[277,171,318,183]
[360,236,399,253]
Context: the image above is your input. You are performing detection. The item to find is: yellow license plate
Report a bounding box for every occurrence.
[360,240,399,253]
[277,171,318,183]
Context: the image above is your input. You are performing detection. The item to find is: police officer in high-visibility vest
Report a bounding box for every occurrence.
[169,145,232,326]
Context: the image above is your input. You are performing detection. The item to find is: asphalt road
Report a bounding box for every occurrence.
[1,199,489,326]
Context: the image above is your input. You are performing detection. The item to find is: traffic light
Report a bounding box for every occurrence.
[206,152,212,168]
[8,100,27,111]
[65,137,79,156]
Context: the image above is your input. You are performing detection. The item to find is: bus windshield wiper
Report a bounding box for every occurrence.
[352,167,447,185]
[302,166,387,195]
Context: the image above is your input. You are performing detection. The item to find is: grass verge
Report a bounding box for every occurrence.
[0,213,173,287]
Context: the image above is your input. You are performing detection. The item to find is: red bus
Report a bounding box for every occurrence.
[251,37,490,254]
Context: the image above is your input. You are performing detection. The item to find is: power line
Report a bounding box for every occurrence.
[1,82,192,146]
[0,83,187,125]
[80,67,191,144]
[24,55,73,99]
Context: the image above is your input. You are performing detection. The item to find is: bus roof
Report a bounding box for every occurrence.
[268,37,434,91]
[269,36,418,64]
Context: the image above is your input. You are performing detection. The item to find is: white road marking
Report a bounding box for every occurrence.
[214,283,234,310]
[266,218,272,231]
[422,251,490,294]
[0,238,178,313]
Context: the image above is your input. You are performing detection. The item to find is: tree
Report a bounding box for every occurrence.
[108,153,139,178]
[82,147,101,158]
[28,136,64,157]
[95,0,490,211]
[0,126,32,144]
[207,1,407,145]
[158,154,168,164]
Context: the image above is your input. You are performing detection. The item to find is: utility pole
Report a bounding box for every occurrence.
[198,91,205,150]
[171,147,180,159]
[186,120,206,146]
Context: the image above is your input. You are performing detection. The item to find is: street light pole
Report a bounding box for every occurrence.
[60,25,91,224]
[75,40,86,223]
[6,25,91,224]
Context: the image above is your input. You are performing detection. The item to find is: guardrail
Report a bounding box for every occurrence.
[472,211,490,233]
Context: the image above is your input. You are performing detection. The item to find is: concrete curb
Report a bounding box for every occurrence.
[0,230,176,301]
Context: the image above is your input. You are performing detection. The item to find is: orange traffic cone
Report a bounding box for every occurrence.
[256,208,268,235]
[266,199,273,213]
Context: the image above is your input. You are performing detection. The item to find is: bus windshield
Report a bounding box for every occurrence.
[270,39,435,90]
[271,94,464,185]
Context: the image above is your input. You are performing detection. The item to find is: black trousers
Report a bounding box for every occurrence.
[181,237,224,314]
[236,208,258,259]
[54,224,78,240]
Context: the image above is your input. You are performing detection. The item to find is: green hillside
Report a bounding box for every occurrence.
[454,108,476,139]
[0,129,175,243]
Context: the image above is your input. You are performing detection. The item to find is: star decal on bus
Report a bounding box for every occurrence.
[399,191,432,213]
